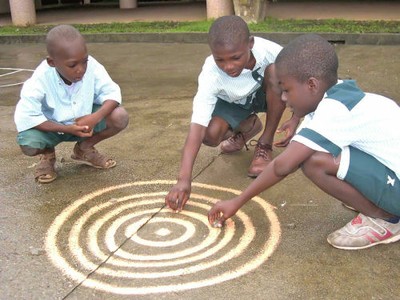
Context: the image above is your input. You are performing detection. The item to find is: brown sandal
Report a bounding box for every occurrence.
[71,143,116,169]
[35,151,57,183]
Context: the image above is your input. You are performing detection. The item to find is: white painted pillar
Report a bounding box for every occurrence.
[119,0,137,9]
[9,0,36,26]
[206,0,234,20]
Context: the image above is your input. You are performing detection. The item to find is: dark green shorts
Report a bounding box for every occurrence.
[211,86,267,130]
[342,146,400,216]
[16,105,106,149]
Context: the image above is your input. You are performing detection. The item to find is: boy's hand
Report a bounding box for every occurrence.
[208,198,241,228]
[274,115,300,147]
[75,114,99,133]
[67,124,93,137]
[165,179,191,212]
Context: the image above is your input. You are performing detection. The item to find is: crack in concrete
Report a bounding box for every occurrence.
[63,154,220,299]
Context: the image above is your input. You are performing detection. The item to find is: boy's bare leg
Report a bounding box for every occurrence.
[20,146,54,157]
[302,151,396,219]
[78,106,129,149]
[203,116,232,147]
[257,91,286,147]
[248,64,286,177]
[20,146,57,183]
[71,107,129,169]
[302,151,400,250]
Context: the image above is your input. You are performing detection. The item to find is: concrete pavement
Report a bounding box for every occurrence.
[1,1,400,45]
[1,40,399,299]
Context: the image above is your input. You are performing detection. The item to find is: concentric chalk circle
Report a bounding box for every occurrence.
[45,180,281,295]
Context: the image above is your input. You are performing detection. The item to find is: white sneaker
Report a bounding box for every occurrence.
[327,213,400,250]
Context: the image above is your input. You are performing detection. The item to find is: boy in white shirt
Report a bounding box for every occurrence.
[165,16,298,212]
[208,34,400,250]
[14,25,129,183]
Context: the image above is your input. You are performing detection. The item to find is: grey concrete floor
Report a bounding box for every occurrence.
[0,41,399,299]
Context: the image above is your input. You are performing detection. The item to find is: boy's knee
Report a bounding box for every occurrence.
[203,130,222,147]
[301,152,334,178]
[202,120,228,147]
[109,107,129,130]
[301,157,315,178]
[202,136,220,147]
[20,145,41,156]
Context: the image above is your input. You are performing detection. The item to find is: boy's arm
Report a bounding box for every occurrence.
[208,141,315,226]
[92,56,122,106]
[33,100,118,137]
[274,113,301,147]
[75,99,119,130]
[35,121,93,138]
[165,123,206,212]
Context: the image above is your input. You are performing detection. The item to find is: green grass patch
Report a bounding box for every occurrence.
[0,18,399,35]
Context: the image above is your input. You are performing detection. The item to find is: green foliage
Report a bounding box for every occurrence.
[0,18,399,35]
[250,18,400,34]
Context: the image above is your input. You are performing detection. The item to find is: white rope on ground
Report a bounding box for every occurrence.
[0,67,34,88]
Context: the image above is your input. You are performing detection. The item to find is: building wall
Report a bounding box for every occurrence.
[0,0,44,14]
[0,0,203,15]
[0,0,10,13]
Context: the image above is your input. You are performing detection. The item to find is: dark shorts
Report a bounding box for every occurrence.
[16,105,106,149]
[339,146,400,216]
[211,86,267,130]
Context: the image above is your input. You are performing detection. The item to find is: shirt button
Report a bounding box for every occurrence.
[73,101,76,104]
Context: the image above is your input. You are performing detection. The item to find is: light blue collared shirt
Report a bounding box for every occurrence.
[14,55,121,132]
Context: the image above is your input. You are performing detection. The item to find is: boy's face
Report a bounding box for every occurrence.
[210,37,255,77]
[278,71,320,118]
[47,38,88,85]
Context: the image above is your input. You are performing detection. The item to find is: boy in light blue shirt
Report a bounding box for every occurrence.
[14,25,129,183]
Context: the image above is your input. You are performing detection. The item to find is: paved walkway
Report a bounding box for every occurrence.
[1,1,400,300]
[1,41,399,300]
[0,1,399,26]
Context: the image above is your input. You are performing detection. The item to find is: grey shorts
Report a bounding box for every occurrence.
[337,146,400,216]
[211,86,267,130]
[16,105,106,149]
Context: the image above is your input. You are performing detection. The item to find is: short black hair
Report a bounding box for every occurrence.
[46,24,84,57]
[208,15,250,49]
[275,34,338,87]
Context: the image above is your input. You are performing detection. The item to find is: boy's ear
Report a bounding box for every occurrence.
[46,56,55,67]
[308,77,320,93]
[248,36,255,49]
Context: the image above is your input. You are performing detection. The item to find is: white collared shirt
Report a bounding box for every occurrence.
[191,37,282,127]
[14,55,121,132]
[293,80,400,179]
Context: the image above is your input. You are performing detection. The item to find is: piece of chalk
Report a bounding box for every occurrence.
[212,221,222,228]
